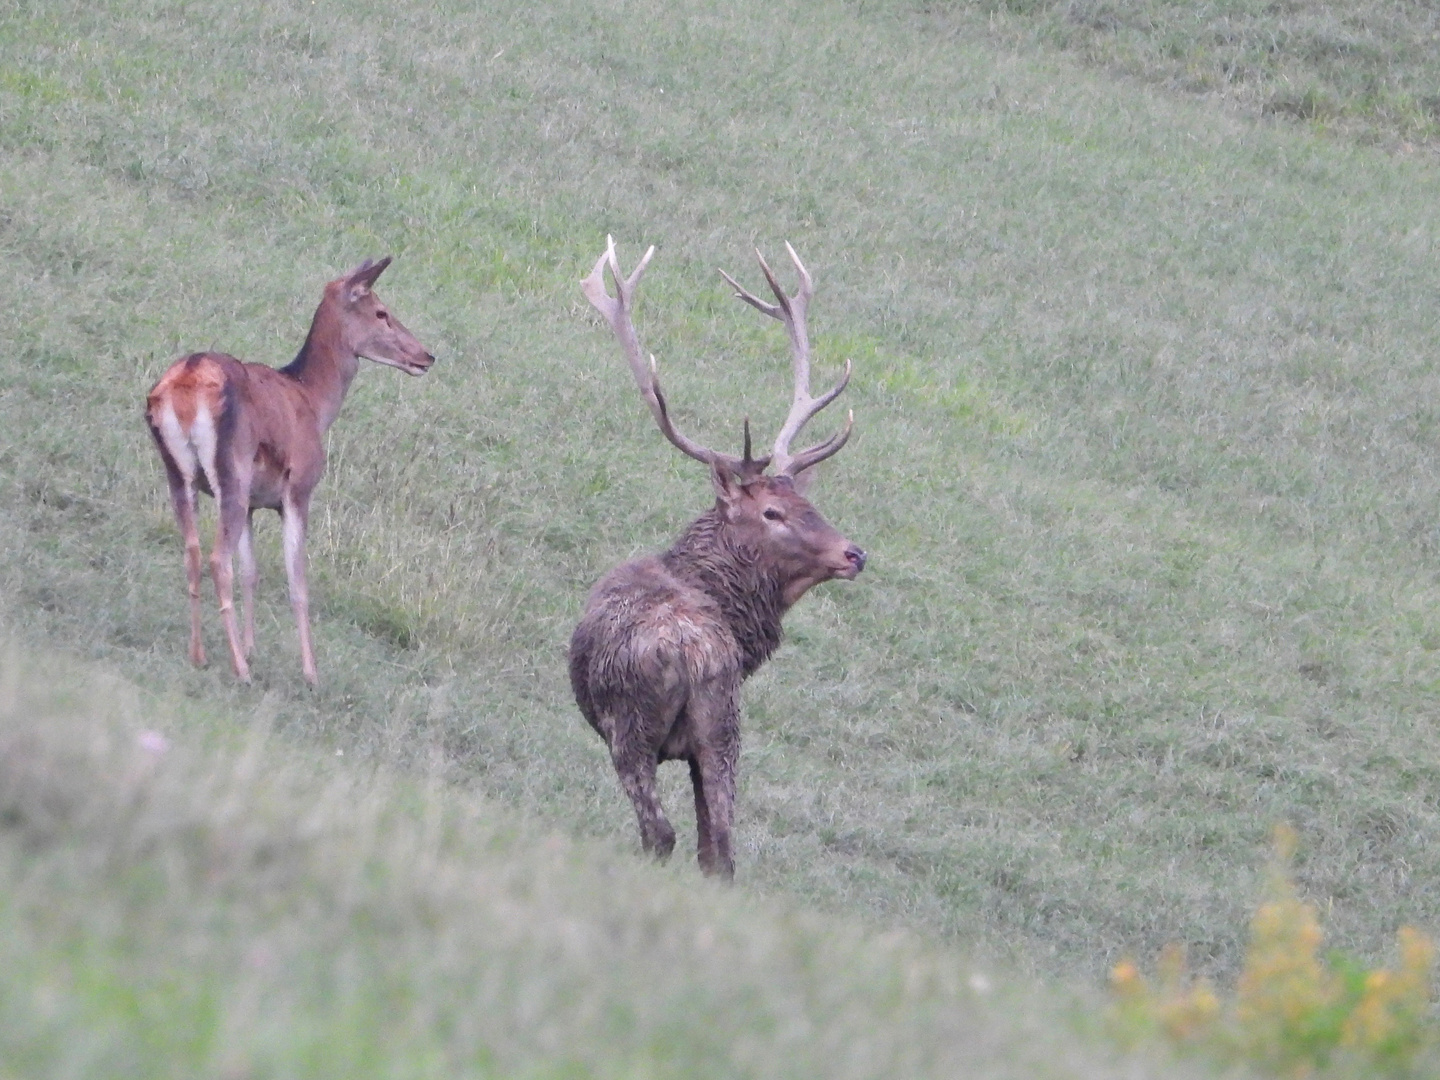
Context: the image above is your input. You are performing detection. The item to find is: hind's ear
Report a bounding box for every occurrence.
[345,256,392,302]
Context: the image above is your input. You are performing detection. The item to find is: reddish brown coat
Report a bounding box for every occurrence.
[145,258,434,685]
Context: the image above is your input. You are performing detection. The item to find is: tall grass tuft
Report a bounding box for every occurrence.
[1110,825,1436,1075]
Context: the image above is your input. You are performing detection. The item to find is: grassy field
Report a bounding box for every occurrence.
[4,0,1440,1070]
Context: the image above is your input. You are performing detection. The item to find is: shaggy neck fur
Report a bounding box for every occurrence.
[664,508,787,678]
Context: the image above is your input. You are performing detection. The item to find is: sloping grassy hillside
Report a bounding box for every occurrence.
[0,647,1192,1078]
[4,0,1440,1003]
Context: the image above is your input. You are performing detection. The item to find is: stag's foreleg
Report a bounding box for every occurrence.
[610,725,677,860]
[280,491,318,687]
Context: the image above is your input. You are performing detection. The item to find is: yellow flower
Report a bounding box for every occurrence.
[1341,926,1434,1054]
[1110,959,1144,995]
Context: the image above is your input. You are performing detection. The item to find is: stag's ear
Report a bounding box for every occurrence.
[345,256,392,303]
[789,466,818,497]
[710,459,746,516]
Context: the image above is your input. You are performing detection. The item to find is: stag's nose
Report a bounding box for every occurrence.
[845,545,867,574]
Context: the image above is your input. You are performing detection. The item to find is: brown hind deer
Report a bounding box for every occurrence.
[571,237,866,879]
[144,257,435,686]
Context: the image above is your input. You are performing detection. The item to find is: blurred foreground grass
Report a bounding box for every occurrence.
[0,646,1185,1079]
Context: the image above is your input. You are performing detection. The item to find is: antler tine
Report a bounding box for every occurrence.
[580,234,654,360]
[785,404,855,474]
[582,237,761,472]
[718,243,814,323]
[721,243,851,476]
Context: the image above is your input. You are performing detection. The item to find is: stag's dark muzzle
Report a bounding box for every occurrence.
[842,544,867,576]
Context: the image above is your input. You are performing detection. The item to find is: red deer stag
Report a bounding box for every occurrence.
[572,237,866,879]
[145,258,434,686]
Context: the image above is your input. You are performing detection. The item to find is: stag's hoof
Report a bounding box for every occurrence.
[646,823,677,861]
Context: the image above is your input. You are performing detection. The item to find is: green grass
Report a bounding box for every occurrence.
[5,0,1440,1070]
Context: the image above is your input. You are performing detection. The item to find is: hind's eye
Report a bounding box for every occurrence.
[763,508,784,522]
[376,310,389,321]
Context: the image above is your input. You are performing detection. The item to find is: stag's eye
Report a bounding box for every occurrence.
[762,508,784,522]
[376,310,389,321]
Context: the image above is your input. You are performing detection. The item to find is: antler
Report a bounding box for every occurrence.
[718,243,853,477]
[582,236,768,476]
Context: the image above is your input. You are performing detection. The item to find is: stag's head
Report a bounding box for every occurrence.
[327,257,435,376]
[714,465,866,607]
[582,237,866,606]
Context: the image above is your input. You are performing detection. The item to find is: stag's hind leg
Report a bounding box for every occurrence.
[690,749,737,879]
[184,397,251,683]
[609,726,677,860]
[689,757,716,869]
[687,687,741,879]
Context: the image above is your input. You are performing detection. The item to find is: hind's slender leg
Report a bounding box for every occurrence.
[210,475,252,683]
[237,508,257,659]
[163,466,206,668]
[281,491,318,686]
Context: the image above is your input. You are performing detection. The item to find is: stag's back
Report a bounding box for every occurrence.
[569,552,743,744]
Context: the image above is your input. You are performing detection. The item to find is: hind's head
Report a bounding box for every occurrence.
[325,257,435,376]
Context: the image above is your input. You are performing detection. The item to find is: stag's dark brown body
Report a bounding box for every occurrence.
[572,238,864,879]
